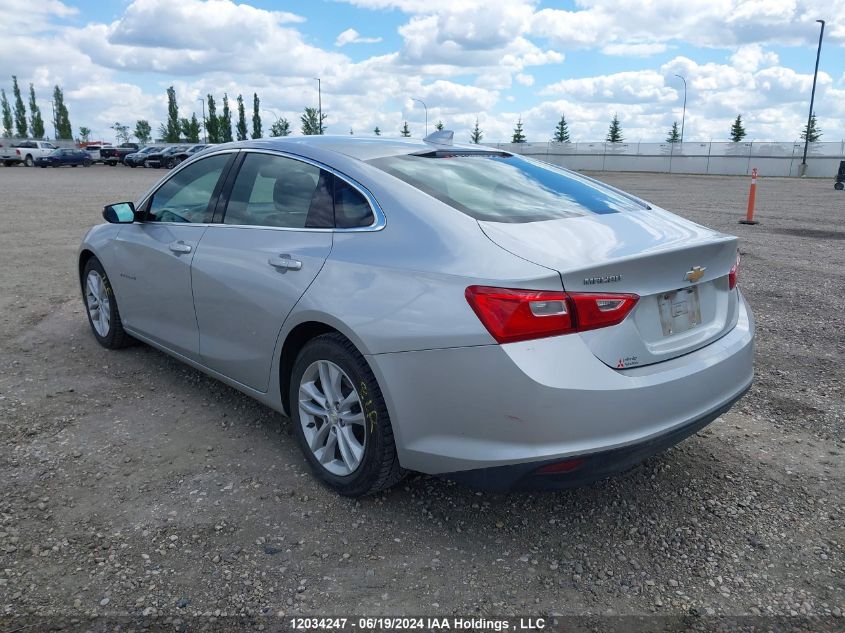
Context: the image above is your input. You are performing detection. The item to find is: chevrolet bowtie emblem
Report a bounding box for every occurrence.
[684,266,706,283]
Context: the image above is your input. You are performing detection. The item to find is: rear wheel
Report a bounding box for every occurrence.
[835,182,844,191]
[24,154,34,167]
[82,258,133,349]
[290,333,404,497]
[84,160,92,167]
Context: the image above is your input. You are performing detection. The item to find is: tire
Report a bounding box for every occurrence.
[290,333,404,497]
[24,154,34,167]
[71,164,77,167]
[81,258,133,350]
[835,182,844,191]
[129,163,136,168]
[83,160,92,167]
[165,158,176,169]
[40,165,46,168]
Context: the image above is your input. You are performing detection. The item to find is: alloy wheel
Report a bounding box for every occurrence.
[298,360,367,476]
[85,270,111,337]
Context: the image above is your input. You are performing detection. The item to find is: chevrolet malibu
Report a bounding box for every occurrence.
[78,135,754,496]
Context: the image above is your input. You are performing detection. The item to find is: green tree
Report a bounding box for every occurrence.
[511,117,526,143]
[269,118,290,137]
[800,112,821,142]
[251,93,262,139]
[180,114,200,142]
[12,76,27,138]
[206,94,220,143]
[111,121,130,144]
[470,118,483,144]
[52,85,72,139]
[219,93,233,142]
[666,121,681,143]
[730,114,746,142]
[606,114,624,143]
[434,120,444,131]
[400,121,411,137]
[163,86,180,142]
[373,126,381,136]
[301,107,326,135]
[553,114,570,143]
[28,84,45,138]
[78,126,91,142]
[349,128,354,135]
[235,94,248,141]
[133,119,151,144]
[1,90,12,137]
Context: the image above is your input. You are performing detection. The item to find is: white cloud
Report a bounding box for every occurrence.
[602,43,669,57]
[515,73,534,86]
[335,28,383,46]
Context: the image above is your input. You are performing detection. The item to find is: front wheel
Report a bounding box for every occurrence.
[82,258,133,349]
[290,333,404,497]
[835,182,844,191]
[83,160,92,167]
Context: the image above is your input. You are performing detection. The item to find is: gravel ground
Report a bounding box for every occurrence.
[0,165,842,629]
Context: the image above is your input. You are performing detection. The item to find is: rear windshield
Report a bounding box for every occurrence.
[367,153,643,223]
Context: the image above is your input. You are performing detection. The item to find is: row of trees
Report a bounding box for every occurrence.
[1,76,73,140]
[507,113,823,144]
[3,78,826,146]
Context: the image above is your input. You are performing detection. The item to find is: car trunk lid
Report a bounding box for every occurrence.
[479,207,740,368]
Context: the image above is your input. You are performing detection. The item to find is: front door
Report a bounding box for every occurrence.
[191,152,334,391]
[112,153,233,359]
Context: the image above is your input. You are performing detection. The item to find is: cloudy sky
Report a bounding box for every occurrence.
[2,0,844,143]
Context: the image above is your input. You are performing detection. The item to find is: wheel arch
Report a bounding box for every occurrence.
[277,316,372,416]
[78,248,97,287]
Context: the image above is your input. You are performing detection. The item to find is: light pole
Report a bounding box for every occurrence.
[263,109,279,122]
[313,78,322,134]
[800,19,825,177]
[674,74,687,144]
[197,97,206,143]
[412,97,428,136]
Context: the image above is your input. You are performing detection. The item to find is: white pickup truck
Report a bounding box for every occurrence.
[0,140,23,166]
[9,140,60,167]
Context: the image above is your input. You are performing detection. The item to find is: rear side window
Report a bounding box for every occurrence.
[223,153,375,229]
[224,153,331,228]
[368,153,643,223]
[334,177,374,228]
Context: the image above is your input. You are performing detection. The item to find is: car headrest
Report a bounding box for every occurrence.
[273,172,318,212]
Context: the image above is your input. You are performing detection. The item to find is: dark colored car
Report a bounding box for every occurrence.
[123,146,162,167]
[143,145,189,169]
[102,143,140,166]
[35,148,93,168]
[160,144,210,168]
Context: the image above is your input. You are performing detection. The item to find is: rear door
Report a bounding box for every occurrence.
[190,151,336,392]
[112,152,235,359]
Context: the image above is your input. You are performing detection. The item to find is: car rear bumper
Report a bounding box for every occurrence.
[367,292,754,478]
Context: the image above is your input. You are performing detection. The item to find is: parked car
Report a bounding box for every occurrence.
[78,135,754,497]
[159,144,210,169]
[35,148,93,168]
[101,142,140,166]
[13,140,59,166]
[0,140,23,166]
[83,144,107,163]
[143,145,189,169]
[123,146,162,168]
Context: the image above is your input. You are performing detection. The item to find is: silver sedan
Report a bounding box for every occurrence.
[78,135,754,496]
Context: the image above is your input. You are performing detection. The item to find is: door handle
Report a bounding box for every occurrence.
[268,254,302,271]
[168,240,192,254]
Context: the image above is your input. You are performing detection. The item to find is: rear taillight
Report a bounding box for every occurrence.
[729,250,740,290]
[465,286,638,344]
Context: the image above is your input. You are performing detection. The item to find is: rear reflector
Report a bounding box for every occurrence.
[729,250,740,290]
[465,286,638,344]
[534,458,585,475]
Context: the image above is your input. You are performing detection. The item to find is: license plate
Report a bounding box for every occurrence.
[658,286,701,336]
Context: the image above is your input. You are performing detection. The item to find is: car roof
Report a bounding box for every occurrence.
[208,135,499,162]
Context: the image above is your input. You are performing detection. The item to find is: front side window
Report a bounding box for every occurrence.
[368,153,644,223]
[146,153,230,223]
[224,153,332,228]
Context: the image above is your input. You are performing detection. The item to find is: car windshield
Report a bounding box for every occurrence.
[367,152,645,223]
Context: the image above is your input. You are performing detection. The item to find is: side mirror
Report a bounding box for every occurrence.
[103,202,136,224]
